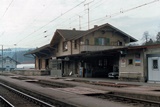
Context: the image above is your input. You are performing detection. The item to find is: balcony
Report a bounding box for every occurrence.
[80,45,124,52]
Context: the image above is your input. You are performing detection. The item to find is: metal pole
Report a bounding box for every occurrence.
[84,1,94,30]
[2,45,3,72]
[14,44,17,65]
[78,15,82,30]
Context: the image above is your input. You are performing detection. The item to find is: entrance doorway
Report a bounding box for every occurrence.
[148,57,160,82]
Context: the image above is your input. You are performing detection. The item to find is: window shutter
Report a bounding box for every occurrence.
[106,38,110,45]
[95,38,99,45]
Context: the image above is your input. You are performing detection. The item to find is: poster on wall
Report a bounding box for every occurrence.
[121,57,126,67]
[135,53,141,66]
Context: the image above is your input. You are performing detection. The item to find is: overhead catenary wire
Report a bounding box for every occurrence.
[19,0,160,47]
[4,0,159,48]
[81,0,160,29]
[15,0,86,45]
[0,0,14,21]
[8,0,97,45]
[9,0,55,44]
[0,0,14,41]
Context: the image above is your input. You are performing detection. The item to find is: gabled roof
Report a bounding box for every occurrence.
[56,29,85,40]
[50,29,85,46]
[24,44,50,55]
[0,56,20,64]
[50,23,137,46]
[71,23,137,42]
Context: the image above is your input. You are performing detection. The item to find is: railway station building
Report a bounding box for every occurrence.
[25,23,160,82]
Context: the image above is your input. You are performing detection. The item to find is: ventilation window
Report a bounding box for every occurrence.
[128,59,133,65]
[152,59,158,70]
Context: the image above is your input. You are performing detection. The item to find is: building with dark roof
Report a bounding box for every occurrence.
[25,23,139,79]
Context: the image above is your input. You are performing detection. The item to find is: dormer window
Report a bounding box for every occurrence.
[63,41,68,51]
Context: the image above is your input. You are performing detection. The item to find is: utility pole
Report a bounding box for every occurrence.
[84,1,94,29]
[14,44,17,65]
[1,45,3,72]
[77,15,82,30]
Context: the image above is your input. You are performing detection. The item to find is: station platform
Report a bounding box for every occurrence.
[1,73,160,107]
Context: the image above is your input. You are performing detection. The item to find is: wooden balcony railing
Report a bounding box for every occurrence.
[80,45,124,52]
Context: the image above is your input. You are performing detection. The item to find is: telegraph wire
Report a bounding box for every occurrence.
[15,0,86,45]
[0,0,14,21]
[31,0,160,47]
[12,0,88,45]
[11,0,160,47]
[81,0,160,28]
[17,0,154,46]
[10,0,55,44]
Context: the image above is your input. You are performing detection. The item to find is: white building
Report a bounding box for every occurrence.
[0,56,19,71]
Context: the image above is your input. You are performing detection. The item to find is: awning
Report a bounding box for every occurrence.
[24,44,56,58]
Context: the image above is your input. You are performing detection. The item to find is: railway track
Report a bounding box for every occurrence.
[1,75,160,107]
[0,96,14,107]
[86,92,160,107]
[0,83,55,107]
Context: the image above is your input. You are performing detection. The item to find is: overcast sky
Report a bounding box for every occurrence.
[0,0,160,49]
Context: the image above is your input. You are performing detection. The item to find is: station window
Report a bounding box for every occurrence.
[63,41,68,51]
[117,41,123,46]
[152,59,158,70]
[74,40,77,49]
[95,38,110,46]
[128,59,133,65]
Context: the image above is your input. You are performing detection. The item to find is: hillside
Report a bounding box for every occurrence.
[2,48,35,64]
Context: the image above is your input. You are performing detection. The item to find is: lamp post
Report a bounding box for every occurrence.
[0,45,3,72]
[14,44,17,65]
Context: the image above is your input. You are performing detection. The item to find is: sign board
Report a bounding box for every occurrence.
[121,57,126,67]
[135,53,141,66]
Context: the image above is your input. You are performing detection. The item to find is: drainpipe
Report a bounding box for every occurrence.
[71,40,72,55]
[79,39,80,53]
[143,49,147,82]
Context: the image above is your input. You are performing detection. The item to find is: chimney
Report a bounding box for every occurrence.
[94,25,98,28]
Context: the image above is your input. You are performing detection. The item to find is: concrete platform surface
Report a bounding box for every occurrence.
[0,75,133,107]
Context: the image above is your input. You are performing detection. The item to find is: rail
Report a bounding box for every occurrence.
[87,92,160,106]
[0,96,15,107]
[0,83,55,107]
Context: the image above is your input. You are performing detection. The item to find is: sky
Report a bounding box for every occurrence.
[0,0,160,49]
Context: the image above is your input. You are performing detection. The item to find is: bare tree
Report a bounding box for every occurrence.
[142,31,150,44]
[141,31,155,45]
[156,32,160,43]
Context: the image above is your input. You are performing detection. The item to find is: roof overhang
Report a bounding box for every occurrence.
[72,23,137,42]
[57,47,127,60]
[24,44,55,58]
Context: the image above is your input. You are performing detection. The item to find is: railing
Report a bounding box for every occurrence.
[80,45,124,52]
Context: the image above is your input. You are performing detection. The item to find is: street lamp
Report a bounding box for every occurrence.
[14,44,17,64]
[0,45,3,72]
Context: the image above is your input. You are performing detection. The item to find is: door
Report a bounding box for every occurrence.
[148,57,160,81]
